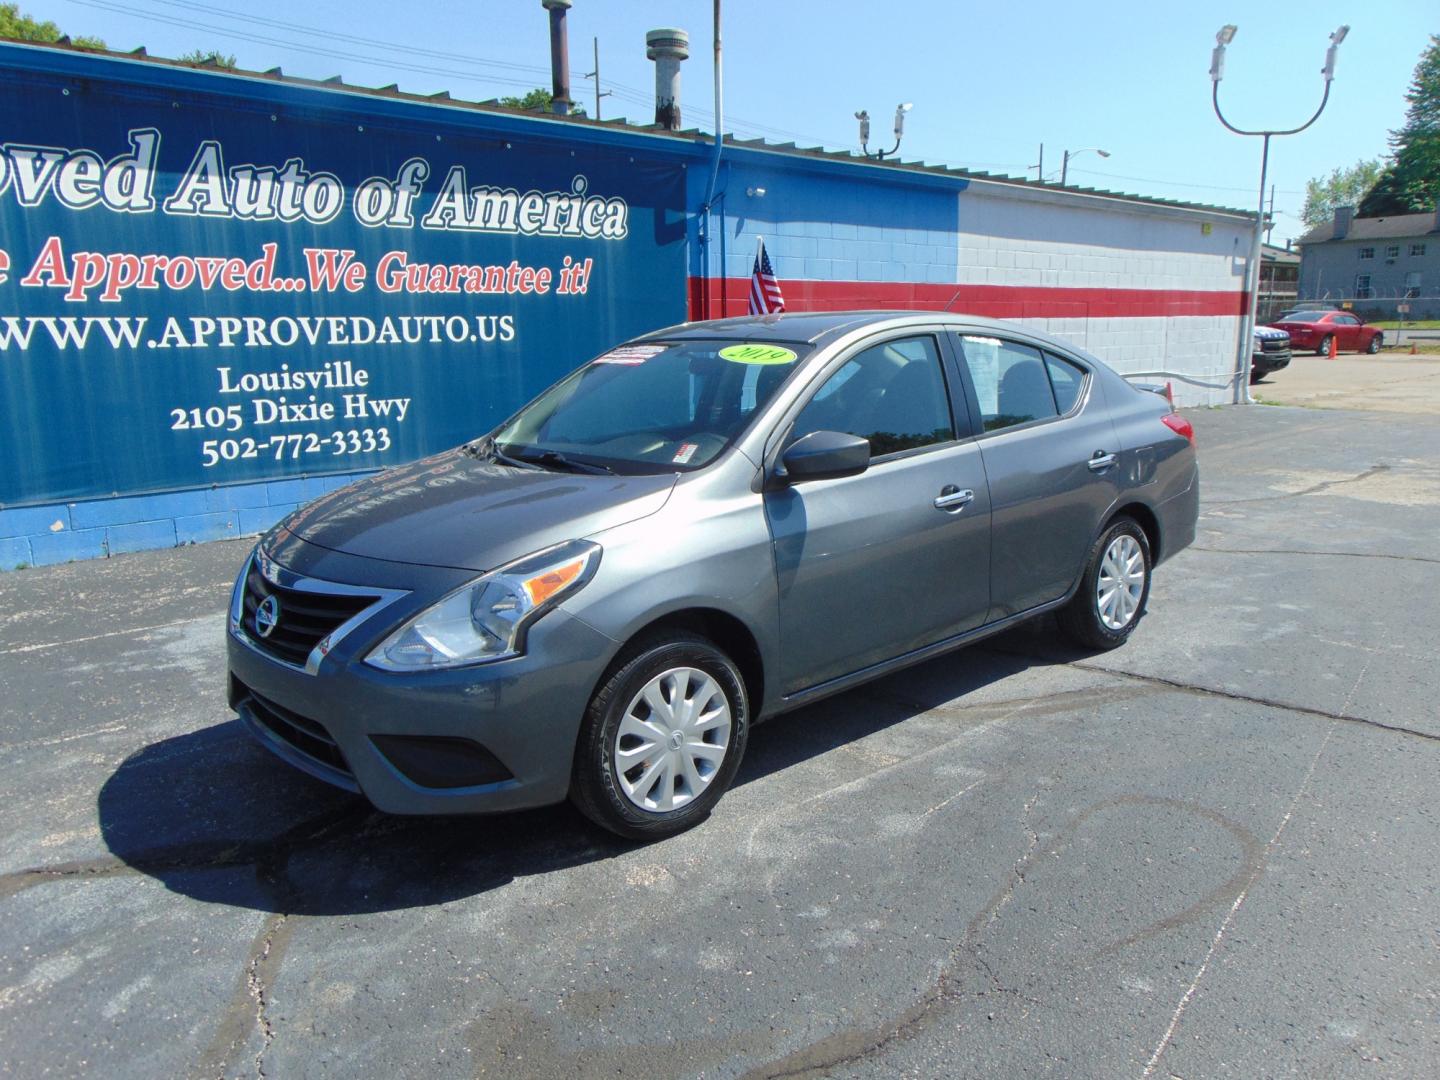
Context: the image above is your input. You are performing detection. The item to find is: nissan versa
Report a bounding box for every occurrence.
[227,312,1198,839]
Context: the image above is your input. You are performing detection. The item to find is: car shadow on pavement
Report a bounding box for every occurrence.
[96,627,1063,916]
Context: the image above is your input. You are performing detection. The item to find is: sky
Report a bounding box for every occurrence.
[21,0,1438,244]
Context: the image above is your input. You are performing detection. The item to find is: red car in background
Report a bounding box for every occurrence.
[1266,310,1384,355]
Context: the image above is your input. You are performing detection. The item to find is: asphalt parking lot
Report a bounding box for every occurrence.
[2,403,1438,1078]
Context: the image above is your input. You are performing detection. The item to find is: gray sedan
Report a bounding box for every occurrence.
[227,312,1198,839]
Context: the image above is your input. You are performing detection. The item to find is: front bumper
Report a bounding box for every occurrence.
[1251,346,1292,376]
[227,548,618,815]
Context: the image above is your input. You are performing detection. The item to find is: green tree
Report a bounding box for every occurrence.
[0,2,105,48]
[498,87,585,116]
[1301,159,1385,228]
[1359,35,1440,216]
[177,49,237,69]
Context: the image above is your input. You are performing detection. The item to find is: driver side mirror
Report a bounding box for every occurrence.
[779,430,871,483]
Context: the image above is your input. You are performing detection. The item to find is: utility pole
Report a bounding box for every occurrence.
[1030,142,1044,182]
[582,36,612,120]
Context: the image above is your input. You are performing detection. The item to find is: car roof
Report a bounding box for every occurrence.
[633,310,1087,351]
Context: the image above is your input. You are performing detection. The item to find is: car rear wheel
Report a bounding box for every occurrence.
[1366,333,1382,355]
[571,631,749,840]
[1058,518,1152,650]
[1315,334,1333,356]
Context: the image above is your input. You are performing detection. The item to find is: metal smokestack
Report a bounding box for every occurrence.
[542,0,573,116]
[646,27,689,130]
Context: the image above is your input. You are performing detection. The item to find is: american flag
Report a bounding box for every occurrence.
[749,237,785,315]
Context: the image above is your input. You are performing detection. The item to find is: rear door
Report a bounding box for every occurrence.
[949,333,1123,620]
[764,331,991,694]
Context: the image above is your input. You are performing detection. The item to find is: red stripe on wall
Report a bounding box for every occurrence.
[687,277,1250,322]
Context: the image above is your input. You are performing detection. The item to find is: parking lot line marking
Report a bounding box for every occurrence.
[922,777,986,817]
[1139,630,1377,1078]
[0,617,205,656]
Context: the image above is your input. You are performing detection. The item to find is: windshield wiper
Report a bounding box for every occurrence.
[510,448,615,475]
[463,436,537,470]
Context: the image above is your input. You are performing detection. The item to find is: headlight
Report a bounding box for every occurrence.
[365,540,601,671]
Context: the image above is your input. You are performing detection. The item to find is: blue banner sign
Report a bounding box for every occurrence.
[0,47,688,506]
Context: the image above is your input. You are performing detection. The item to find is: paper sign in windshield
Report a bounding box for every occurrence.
[719,344,798,365]
[672,442,699,464]
[596,345,667,365]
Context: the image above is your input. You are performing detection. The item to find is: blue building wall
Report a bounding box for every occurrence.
[685,151,964,317]
[0,471,370,568]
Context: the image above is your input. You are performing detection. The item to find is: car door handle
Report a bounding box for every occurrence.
[934,486,975,511]
[1087,451,1118,471]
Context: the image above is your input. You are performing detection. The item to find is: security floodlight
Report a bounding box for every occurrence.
[855,103,910,160]
[1210,25,1237,82]
[894,102,913,138]
[1323,25,1349,82]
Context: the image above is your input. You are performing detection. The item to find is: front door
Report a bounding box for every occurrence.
[764,333,991,695]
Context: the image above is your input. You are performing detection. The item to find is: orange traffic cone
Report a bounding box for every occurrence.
[1411,342,1418,356]
[1328,334,1338,360]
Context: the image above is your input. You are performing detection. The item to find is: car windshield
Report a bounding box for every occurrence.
[492,339,811,474]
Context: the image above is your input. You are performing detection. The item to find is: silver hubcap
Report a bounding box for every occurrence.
[615,666,732,813]
[1097,534,1145,631]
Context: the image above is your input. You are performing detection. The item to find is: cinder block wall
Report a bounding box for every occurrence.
[0,472,370,569]
[689,156,1252,408]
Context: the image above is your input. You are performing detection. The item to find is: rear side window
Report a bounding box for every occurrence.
[957,336,1057,432]
[1044,353,1087,414]
[791,335,954,457]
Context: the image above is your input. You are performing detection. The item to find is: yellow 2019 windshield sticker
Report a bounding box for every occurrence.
[719,343,798,365]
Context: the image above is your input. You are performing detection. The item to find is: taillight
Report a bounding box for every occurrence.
[1161,412,1195,445]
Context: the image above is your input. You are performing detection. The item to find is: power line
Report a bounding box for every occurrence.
[1068,166,1305,196]
[74,0,851,149]
[65,0,549,91]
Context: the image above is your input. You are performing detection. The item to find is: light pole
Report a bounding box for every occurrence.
[1060,147,1109,186]
[856,103,913,160]
[1212,23,1347,404]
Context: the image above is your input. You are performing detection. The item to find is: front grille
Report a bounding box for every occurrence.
[242,561,379,667]
[1260,339,1290,354]
[241,683,355,782]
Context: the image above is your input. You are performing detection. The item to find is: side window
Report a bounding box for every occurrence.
[1044,352,1087,414]
[957,336,1058,432]
[790,335,954,457]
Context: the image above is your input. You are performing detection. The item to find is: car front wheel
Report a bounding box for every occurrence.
[1315,334,1333,356]
[571,631,749,840]
[1367,333,1382,355]
[1058,518,1152,650]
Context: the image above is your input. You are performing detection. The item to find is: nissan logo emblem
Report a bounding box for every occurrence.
[254,595,281,639]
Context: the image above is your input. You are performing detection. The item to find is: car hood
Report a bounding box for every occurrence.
[273,447,678,572]
[1255,326,1291,341]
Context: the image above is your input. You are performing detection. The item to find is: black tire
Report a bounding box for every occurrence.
[1249,367,1264,384]
[570,630,749,840]
[1315,334,1333,357]
[1366,333,1382,355]
[1058,518,1153,651]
